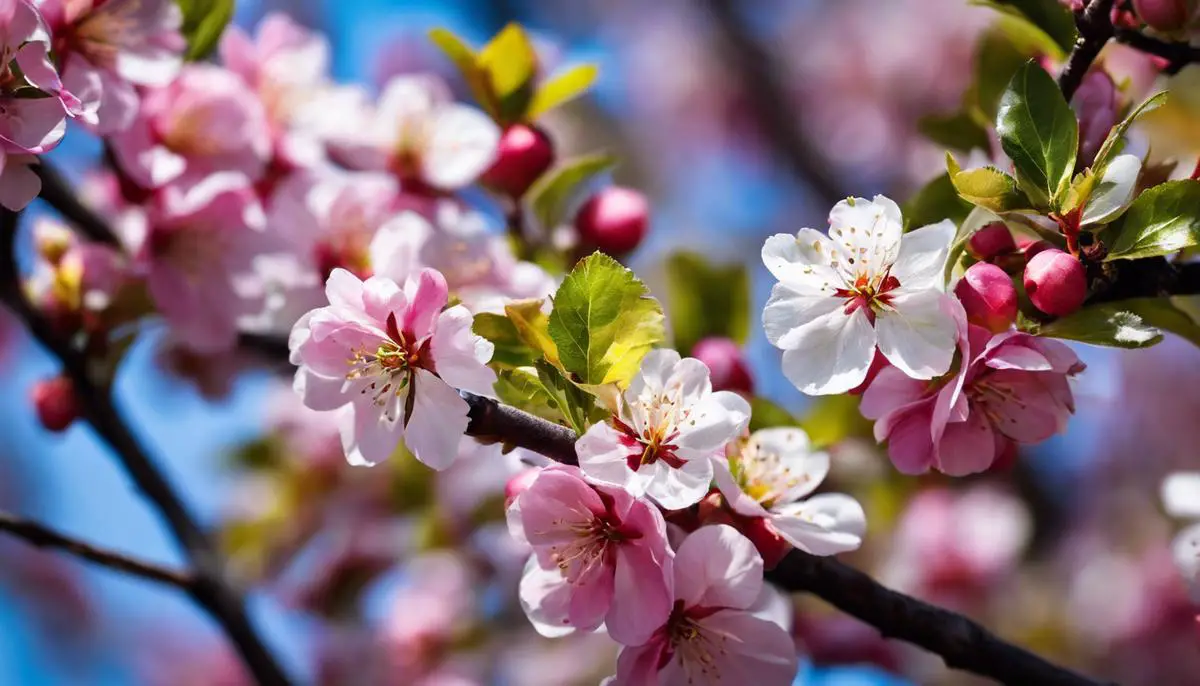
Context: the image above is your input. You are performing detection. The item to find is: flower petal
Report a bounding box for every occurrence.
[875,290,958,380]
[771,493,865,555]
[403,368,469,470]
[778,307,876,395]
[674,525,762,611]
[890,219,955,290]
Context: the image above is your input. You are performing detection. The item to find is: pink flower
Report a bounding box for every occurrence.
[507,464,674,645]
[109,64,271,189]
[605,525,799,686]
[327,74,499,191]
[289,267,496,469]
[0,151,42,210]
[38,0,184,133]
[713,428,866,556]
[862,322,1085,476]
[575,349,751,510]
[132,173,268,353]
[0,0,69,156]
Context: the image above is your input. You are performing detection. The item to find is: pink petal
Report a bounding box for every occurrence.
[612,639,670,685]
[517,557,576,638]
[340,400,401,467]
[674,525,762,611]
[935,410,998,476]
[607,544,674,645]
[403,368,469,469]
[431,305,497,396]
[674,610,799,685]
[882,402,936,475]
[402,268,449,339]
[576,422,648,497]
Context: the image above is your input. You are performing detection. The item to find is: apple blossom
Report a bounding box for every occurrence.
[1024,249,1087,317]
[862,322,1085,475]
[0,150,44,211]
[507,464,673,645]
[109,64,271,189]
[713,427,866,557]
[762,195,958,395]
[132,173,268,353]
[327,74,499,191]
[38,0,184,133]
[0,1,69,160]
[1162,472,1200,599]
[575,349,750,510]
[604,525,799,686]
[289,267,496,469]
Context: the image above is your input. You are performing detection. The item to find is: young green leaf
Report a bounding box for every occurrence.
[972,0,1076,55]
[527,64,599,120]
[996,60,1078,209]
[535,360,606,433]
[548,252,666,387]
[1038,303,1163,348]
[946,156,1029,212]
[178,0,234,61]
[526,152,617,230]
[1091,91,1168,174]
[478,23,539,122]
[1079,154,1140,226]
[495,367,567,425]
[473,313,537,369]
[428,28,496,116]
[664,251,751,355]
[504,299,560,367]
[1105,180,1200,261]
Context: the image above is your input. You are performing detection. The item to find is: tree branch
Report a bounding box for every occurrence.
[1114,27,1200,75]
[698,0,846,208]
[0,211,291,686]
[0,510,193,587]
[33,162,120,247]
[1058,0,1116,101]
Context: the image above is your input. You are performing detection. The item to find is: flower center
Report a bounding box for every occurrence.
[730,440,811,509]
[965,376,1024,432]
[833,270,901,324]
[64,2,142,69]
[662,600,727,681]
[545,499,640,584]
[346,314,432,423]
[614,416,685,472]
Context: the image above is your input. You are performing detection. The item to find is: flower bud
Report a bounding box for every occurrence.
[967,222,1017,261]
[1023,249,1087,317]
[504,467,542,508]
[1018,237,1054,260]
[954,263,1018,333]
[574,187,649,256]
[31,376,80,433]
[1071,69,1118,168]
[1133,0,1193,31]
[480,124,555,198]
[740,516,792,570]
[691,337,753,394]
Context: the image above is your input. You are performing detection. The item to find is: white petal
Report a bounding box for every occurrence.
[625,348,682,399]
[422,105,500,189]
[771,493,866,556]
[712,456,772,518]
[761,230,841,295]
[751,428,829,503]
[576,422,649,497]
[1172,522,1200,600]
[644,457,712,511]
[518,556,576,637]
[404,369,470,470]
[875,290,958,380]
[761,283,843,349]
[827,195,903,278]
[891,219,955,291]
[779,307,876,395]
[1163,472,1200,520]
[1081,154,1140,226]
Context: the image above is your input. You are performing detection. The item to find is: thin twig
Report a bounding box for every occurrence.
[1058,0,1117,101]
[0,510,193,587]
[1114,27,1200,75]
[699,0,846,208]
[0,210,291,686]
[33,163,120,247]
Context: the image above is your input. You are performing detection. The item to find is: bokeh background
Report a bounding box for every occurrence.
[2,0,1199,684]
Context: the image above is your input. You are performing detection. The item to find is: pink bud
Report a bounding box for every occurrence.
[1071,69,1118,168]
[1018,237,1054,260]
[504,467,542,507]
[481,124,555,198]
[1023,249,1087,317]
[574,187,649,256]
[967,222,1017,261]
[31,376,80,433]
[955,263,1018,333]
[740,516,791,570]
[1133,0,1193,31]
[691,337,753,394]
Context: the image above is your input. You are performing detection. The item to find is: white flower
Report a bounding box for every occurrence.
[1162,472,1200,600]
[713,428,865,555]
[762,195,958,395]
[575,349,750,510]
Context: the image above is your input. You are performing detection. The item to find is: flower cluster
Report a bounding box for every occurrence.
[763,195,1085,475]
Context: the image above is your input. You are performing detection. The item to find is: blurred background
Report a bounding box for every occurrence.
[2,0,1199,684]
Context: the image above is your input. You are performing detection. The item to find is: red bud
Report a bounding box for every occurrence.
[691,337,753,394]
[1132,0,1193,31]
[481,124,555,198]
[967,223,1017,261]
[955,263,1018,333]
[1023,249,1087,317]
[574,187,649,256]
[32,376,80,433]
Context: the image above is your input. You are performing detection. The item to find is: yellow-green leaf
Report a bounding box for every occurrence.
[664,251,751,355]
[947,154,1030,212]
[526,152,617,230]
[504,299,560,367]
[478,23,538,122]
[428,28,498,118]
[473,312,536,369]
[528,64,599,119]
[548,252,665,387]
[177,0,234,61]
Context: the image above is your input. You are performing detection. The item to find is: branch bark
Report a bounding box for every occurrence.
[1114,27,1200,75]
[0,510,193,587]
[0,210,291,686]
[1058,0,1116,101]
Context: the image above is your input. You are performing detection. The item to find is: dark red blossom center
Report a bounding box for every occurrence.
[612,417,686,472]
[834,271,901,324]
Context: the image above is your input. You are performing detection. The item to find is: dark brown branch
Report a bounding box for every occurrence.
[461,391,579,465]
[0,211,291,686]
[33,162,120,247]
[698,0,846,207]
[1114,27,1200,75]
[1058,0,1116,101]
[0,510,193,587]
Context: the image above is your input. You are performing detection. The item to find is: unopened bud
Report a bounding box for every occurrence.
[504,467,542,507]
[481,124,555,198]
[954,263,1018,333]
[1018,237,1054,260]
[31,376,80,433]
[967,223,1017,261]
[691,337,753,394]
[1023,249,1087,317]
[741,516,791,570]
[574,187,649,256]
[1071,70,1118,168]
[1133,0,1194,32]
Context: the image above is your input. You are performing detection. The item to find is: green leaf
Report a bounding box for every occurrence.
[527,64,599,119]
[969,21,1039,122]
[918,110,991,152]
[495,366,566,426]
[177,0,234,61]
[664,251,751,355]
[1149,295,1200,347]
[428,28,495,117]
[996,60,1078,209]
[903,173,973,231]
[548,252,666,387]
[1092,91,1168,173]
[473,312,537,369]
[748,397,797,433]
[1105,180,1200,261]
[1038,303,1163,348]
[478,23,538,123]
[947,155,1030,212]
[534,360,607,434]
[526,152,617,230]
[1079,154,1140,226]
[504,299,560,367]
[973,0,1076,55]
